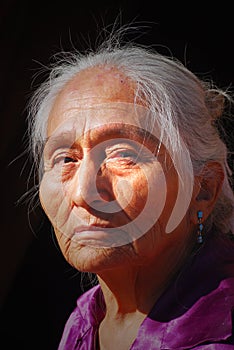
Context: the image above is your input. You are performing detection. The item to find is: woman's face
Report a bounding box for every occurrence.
[39,66,194,273]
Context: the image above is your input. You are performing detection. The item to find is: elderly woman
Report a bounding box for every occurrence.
[27,33,234,349]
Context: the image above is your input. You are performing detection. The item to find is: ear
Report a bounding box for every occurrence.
[190,162,224,224]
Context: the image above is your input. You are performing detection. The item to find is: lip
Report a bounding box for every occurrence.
[73,224,117,239]
[74,224,115,234]
[73,224,122,246]
[72,224,132,248]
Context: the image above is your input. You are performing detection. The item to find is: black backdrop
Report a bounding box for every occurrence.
[1,1,233,349]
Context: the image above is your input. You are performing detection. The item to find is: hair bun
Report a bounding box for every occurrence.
[205,89,225,120]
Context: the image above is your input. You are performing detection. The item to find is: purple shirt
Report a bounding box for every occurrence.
[58,234,234,349]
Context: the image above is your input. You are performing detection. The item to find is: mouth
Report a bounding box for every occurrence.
[74,223,115,233]
[72,224,127,247]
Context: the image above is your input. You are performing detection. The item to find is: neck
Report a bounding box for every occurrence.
[97,239,191,319]
[98,268,163,318]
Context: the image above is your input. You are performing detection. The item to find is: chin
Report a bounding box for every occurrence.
[66,242,134,273]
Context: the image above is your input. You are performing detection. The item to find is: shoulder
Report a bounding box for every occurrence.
[57,285,105,350]
[75,284,105,319]
[145,235,234,349]
[190,345,234,349]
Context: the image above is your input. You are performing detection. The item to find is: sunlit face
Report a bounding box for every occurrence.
[39,66,194,273]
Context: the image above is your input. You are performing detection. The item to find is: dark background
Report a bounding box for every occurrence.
[1,1,233,349]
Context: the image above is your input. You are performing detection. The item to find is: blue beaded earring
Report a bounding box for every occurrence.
[197,210,204,244]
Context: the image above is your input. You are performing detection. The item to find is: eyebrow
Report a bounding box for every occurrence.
[89,123,160,148]
[42,123,161,154]
[42,128,77,156]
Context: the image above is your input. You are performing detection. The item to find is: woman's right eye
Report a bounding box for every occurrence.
[52,153,78,166]
[63,156,77,164]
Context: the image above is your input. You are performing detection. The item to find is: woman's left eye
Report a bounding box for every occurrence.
[105,150,137,164]
[117,151,135,158]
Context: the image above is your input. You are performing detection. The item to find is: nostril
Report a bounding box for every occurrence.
[97,190,112,202]
[97,166,103,176]
[89,197,122,215]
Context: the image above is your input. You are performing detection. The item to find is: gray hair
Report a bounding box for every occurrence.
[27,37,234,235]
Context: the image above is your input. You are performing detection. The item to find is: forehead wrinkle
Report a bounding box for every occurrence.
[45,122,161,151]
[81,123,161,151]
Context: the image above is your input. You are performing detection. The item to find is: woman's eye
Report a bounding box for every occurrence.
[105,150,137,164]
[53,154,77,165]
[64,156,77,163]
[115,151,135,158]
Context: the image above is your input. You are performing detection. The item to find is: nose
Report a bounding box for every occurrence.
[69,152,114,212]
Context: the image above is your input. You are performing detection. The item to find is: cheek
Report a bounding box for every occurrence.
[39,172,70,229]
[161,171,179,216]
[112,172,148,218]
[114,167,167,222]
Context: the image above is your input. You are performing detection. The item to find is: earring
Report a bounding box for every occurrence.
[197,210,204,244]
